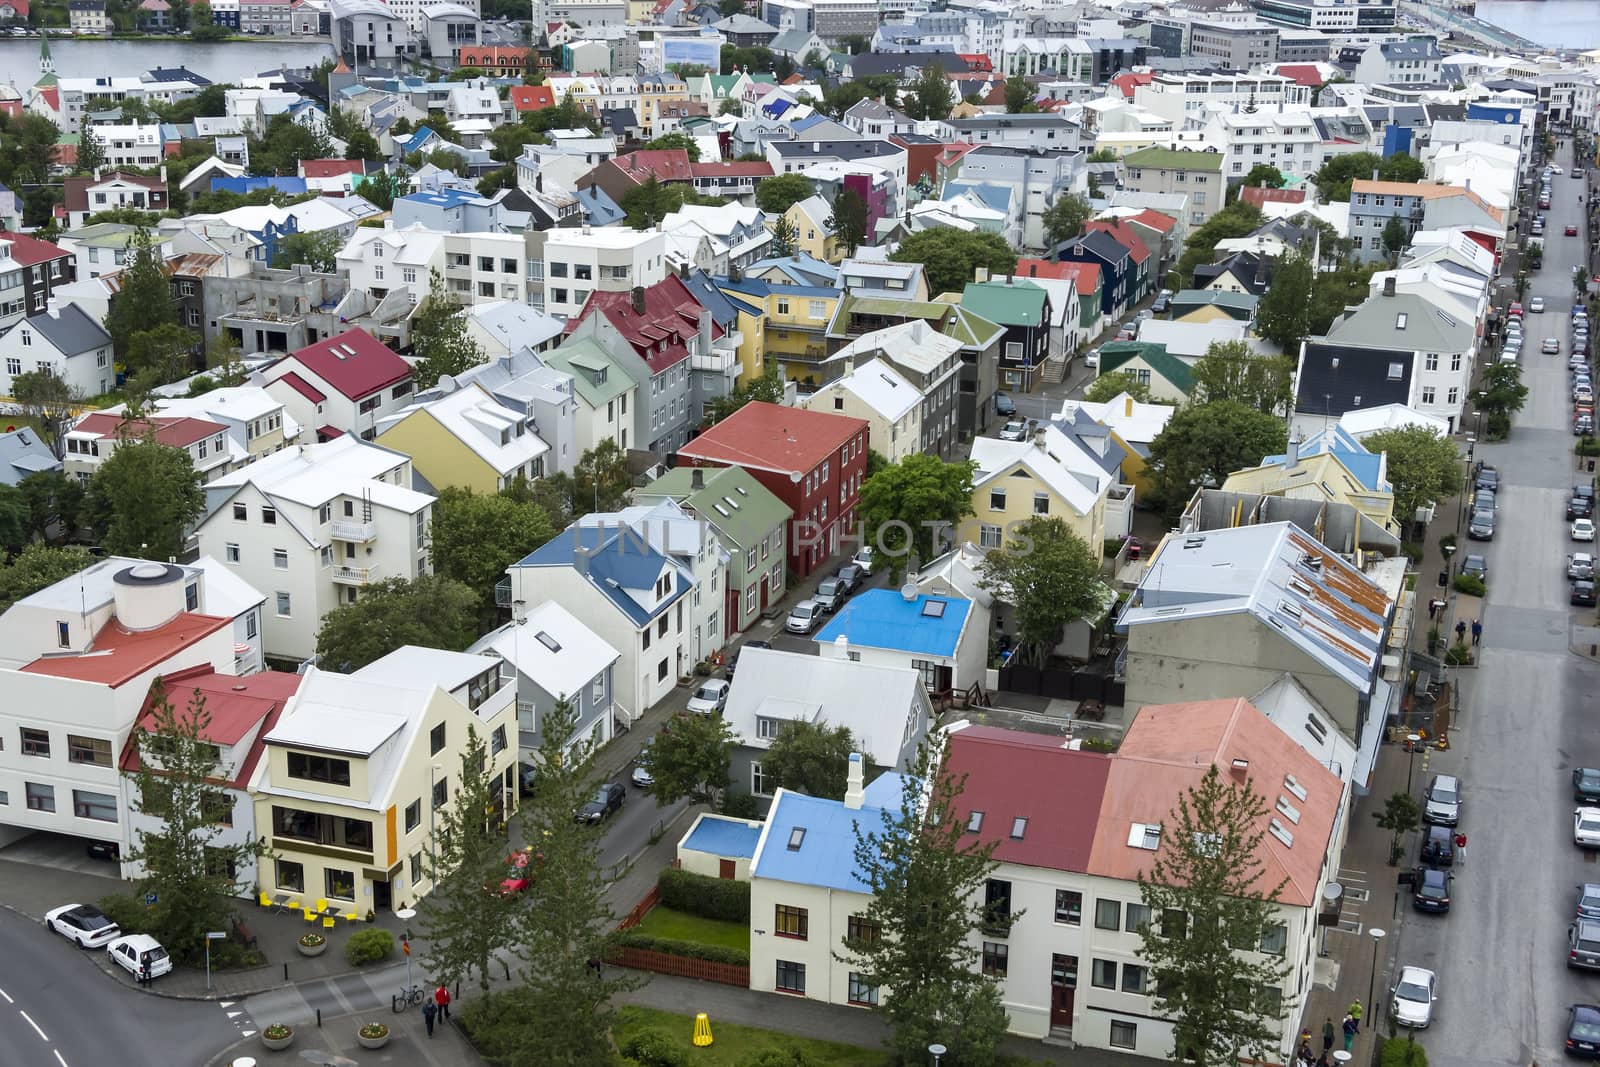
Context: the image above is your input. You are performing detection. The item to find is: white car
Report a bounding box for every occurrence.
[1083,348,1100,368]
[998,420,1028,442]
[685,678,730,715]
[45,904,120,949]
[1531,297,1547,313]
[1576,519,1597,543]
[107,934,173,981]
[1579,808,1600,848]
[630,762,654,789]
[1545,337,1562,354]
[1391,965,1437,1028]
[852,545,876,576]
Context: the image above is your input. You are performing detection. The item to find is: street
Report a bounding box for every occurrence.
[1396,138,1600,1067]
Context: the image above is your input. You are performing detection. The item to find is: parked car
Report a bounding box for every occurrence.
[1573,553,1597,579]
[686,678,730,715]
[631,735,657,788]
[107,934,173,981]
[1471,488,1497,512]
[1467,509,1495,540]
[1420,824,1456,867]
[812,577,846,613]
[1532,297,1547,313]
[1151,293,1172,314]
[1411,867,1453,913]
[726,639,769,679]
[998,419,1028,442]
[575,782,625,824]
[84,840,119,862]
[1567,1003,1600,1057]
[1083,348,1100,368]
[1460,553,1487,582]
[1474,466,1499,492]
[1424,774,1461,825]
[1574,919,1600,969]
[1510,302,1524,318]
[785,599,825,634]
[45,904,120,949]
[1575,580,1599,607]
[1578,883,1600,919]
[1391,966,1437,1028]
[1572,493,1597,520]
[852,545,876,575]
[1575,518,1597,542]
[993,393,1016,417]
[1577,769,1600,804]
[1578,807,1600,848]
[836,563,864,594]
[1570,225,1582,236]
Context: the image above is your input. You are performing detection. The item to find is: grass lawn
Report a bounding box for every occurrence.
[614,1006,890,1067]
[0,413,48,437]
[634,905,750,954]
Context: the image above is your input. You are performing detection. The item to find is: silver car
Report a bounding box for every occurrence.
[786,599,824,634]
[1424,774,1460,826]
[686,678,730,715]
[1391,966,1437,1028]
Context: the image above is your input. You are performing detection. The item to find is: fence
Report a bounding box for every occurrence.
[997,664,1124,705]
[603,944,750,988]
[617,885,659,931]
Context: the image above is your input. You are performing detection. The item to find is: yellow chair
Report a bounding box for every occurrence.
[285,896,302,913]
[302,907,317,923]
[342,908,358,923]
[322,916,336,930]
[258,891,272,909]
[314,898,329,915]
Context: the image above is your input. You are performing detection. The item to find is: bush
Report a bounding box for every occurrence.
[657,867,750,923]
[1577,436,1600,457]
[614,930,750,966]
[1437,533,1456,555]
[741,1047,815,1067]
[719,791,760,819]
[97,893,151,935]
[345,927,394,965]
[622,1028,688,1067]
[1444,642,1474,666]
[1399,541,1424,564]
[1380,1037,1427,1067]
[1452,574,1486,597]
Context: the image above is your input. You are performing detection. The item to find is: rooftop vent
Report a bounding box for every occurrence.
[1230,757,1250,778]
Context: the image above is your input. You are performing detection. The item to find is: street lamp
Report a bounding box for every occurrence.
[396,906,417,992]
[1366,927,1387,1029]
[1441,541,1456,587]
[929,1044,947,1067]
[1405,733,1422,793]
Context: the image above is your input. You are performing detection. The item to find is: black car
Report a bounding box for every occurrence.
[1420,824,1456,867]
[1460,554,1487,582]
[1578,883,1600,920]
[994,393,1016,417]
[1474,466,1499,493]
[1573,919,1600,970]
[1151,293,1172,314]
[1471,488,1497,512]
[1576,580,1599,607]
[1573,495,1596,521]
[575,782,625,824]
[1568,1004,1600,1058]
[1411,867,1452,913]
[1578,769,1600,804]
[726,639,770,679]
[85,841,119,862]
[1467,509,1495,540]
[836,563,864,594]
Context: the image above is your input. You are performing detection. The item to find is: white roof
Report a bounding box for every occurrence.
[822,357,920,422]
[208,435,432,515]
[969,423,1110,519]
[465,300,565,354]
[187,554,269,615]
[576,499,718,562]
[377,382,549,477]
[263,668,413,757]
[468,600,620,700]
[659,203,766,242]
[826,319,962,378]
[1336,403,1449,441]
[339,225,445,268]
[1250,672,1367,787]
[1136,318,1263,359]
[150,385,286,424]
[1056,391,1175,446]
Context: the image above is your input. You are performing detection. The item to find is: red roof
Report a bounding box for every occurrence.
[934,142,975,168]
[958,53,993,72]
[1016,258,1101,297]
[1110,71,1153,100]
[1276,64,1327,88]
[119,666,303,789]
[565,274,721,375]
[36,87,59,113]
[278,328,411,400]
[611,149,694,185]
[317,424,345,441]
[678,401,868,475]
[63,170,163,213]
[1240,186,1308,209]
[275,370,327,404]
[0,232,70,267]
[1086,218,1150,266]
[300,158,366,179]
[22,612,231,688]
[510,85,556,112]
[690,160,775,178]
[73,413,227,449]
[946,725,1111,873]
[1127,208,1177,234]
[2,0,30,15]
[458,45,531,65]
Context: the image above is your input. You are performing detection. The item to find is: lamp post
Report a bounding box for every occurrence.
[396,906,417,992]
[1441,542,1456,588]
[929,1043,947,1067]
[1406,733,1422,793]
[1366,927,1387,1029]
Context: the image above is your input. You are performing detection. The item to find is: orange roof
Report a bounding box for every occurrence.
[73,413,228,449]
[1240,186,1307,209]
[1127,208,1177,234]
[1086,218,1150,265]
[1111,71,1153,99]
[22,612,231,688]
[510,85,556,112]
[1350,180,1505,224]
[612,148,694,184]
[1088,699,1343,906]
[1016,258,1102,297]
[1276,64,1326,88]
[300,158,366,179]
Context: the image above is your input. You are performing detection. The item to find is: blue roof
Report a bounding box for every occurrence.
[683,815,762,859]
[753,788,884,892]
[576,184,625,227]
[745,253,838,288]
[943,180,1012,215]
[1264,425,1389,492]
[717,276,839,300]
[397,127,438,152]
[210,176,308,196]
[399,187,483,208]
[762,98,793,118]
[815,589,972,658]
[515,524,690,626]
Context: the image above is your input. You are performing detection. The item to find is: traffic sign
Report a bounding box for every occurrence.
[144,893,158,906]
[207,931,227,940]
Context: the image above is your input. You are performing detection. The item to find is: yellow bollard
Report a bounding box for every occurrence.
[693,1013,714,1047]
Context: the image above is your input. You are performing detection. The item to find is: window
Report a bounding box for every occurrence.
[233,503,247,521]
[410,852,423,885]
[808,299,826,319]
[432,777,448,808]
[989,488,1006,510]
[1109,1021,1137,1050]
[225,542,241,563]
[261,505,276,525]
[325,867,356,900]
[57,621,68,647]
[776,298,789,315]
[1161,908,1188,940]
[1447,387,1459,405]
[276,592,292,617]
[775,960,805,994]
[1095,898,1121,930]
[273,548,288,569]
[20,727,49,757]
[1387,362,1404,381]
[403,267,416,284]
[980,524,1002,549]
[549,261,568,277]
[1451,352,1462,372]
[1092,959,1117,989]
[751,762,770,795]
[847,914,879,944]
[1424,352,1439,371]
[430,723,446,755]
[1258,983,1283,1017]
[491,725,507,755]
[1260,923,1288,955]
[1420,386,1435,405]
[774,904,808,939]
[276,858,305,892]
[1033,492,1049,515]
[981,941,1008,976]
[25,782,54,811]
[1054,889,1082,925]
[287,752,351,786]
[1122,963,1147,993]
[68,735,111,767]
[73,789,116,822]
[847,973,878,1006]
[1125,902,1152,934]
[404,799,421,832]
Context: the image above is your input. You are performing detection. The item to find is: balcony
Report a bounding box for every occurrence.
[691,347,737,373]
[331,519,375,542]
[333,564,380,586]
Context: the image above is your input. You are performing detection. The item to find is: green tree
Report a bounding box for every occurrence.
[124,323,199,383]
[644,712,736,807]
[0,484,24,557]
[906,62,953,122]
[1137,765,1293,1066]
[841,732,1007,1066]
[247,112,333,176]
[1381,216,1409,260]
[190,0,227,38]
[313,574,480,672]
[642,132,701,162]
[430,488,555,627]
[1174,202,1264,286]
[355,172,401,211]
[1311,151,1425,203]
[1307,260,1377,335]
[1476,361,1529,429]
[1372,790,1421,867]
[204,334,249,386]
[77,116,105,175]
[1083,370,1152,403]
[978,516,1105,668]
[620,174,706,229]
[889,228,1017,297]
[1041,192,1091,247]
[718,0,744,13]
[0,543,93,612]
[10,368,81,458]
[82,437,204,560]
[543,439,632,517]
[1189,340,1297,415]
[15,471,85,543]
[769,214,799,257]
[1253,250,1314,355]
[125,679,264,964]
[343,128,381,161]
[1241,163,1286,189]
[1002,74,1036,113]
[719,97,743,116]
[103,227,177,361]
[756,172,815,215]
[419,724,517,991]
[761,721,857,800]
[271,229,343,272]
[1362,425,1463,532]
[857,454,976,571]
[705,360,785,424]
[410,269,486,388]
[825,186,869,257]
[1145,400,1288,520]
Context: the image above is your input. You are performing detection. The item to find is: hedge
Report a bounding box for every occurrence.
[614,930,750,966]
[623,1029,688,1067]
[1379,1038,1427,1067]
[1452,574,1486,597]
[658,867,750,924]
[346,927,394,965]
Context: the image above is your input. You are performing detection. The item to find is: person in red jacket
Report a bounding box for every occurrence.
[434,983,451,1021]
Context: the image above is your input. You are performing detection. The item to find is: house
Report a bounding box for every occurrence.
[68,0,107,33]
[634,464,793,638]
[63,171,170,231]
[375,383,549,494]
[722,646,931,806]
[1193,250,1277,297]
[1120,146,1224,227]
[960,278,1051,393]
[715,275,840,384]
[816,588,985,697]
[195,435,435,662]
[463,301,566,361]
[0,306,114,401]
[1354,35,1441,86]
[836,255,928,303]
[1055,393,1174,499]
[804,320,963,461]
[969,421,1114,556]
[248,648,518,915]
[435,351,576,477]
[259,328,415,442]
[540,226,669,322]
[677,401,869,579]
[63,413,242,486]
[141,386,296,464]
[118,666,302,890]
[1222,429,1397,536]
[1016,258,1104,339]
[467,600,623,761]
[1095,341,1194,404]
[1055,229,1137,324]
[0,427,62,486]
[1347,180,1505,265]
[0,233,76,324]
[538,334,640,456]
[1169,289,1257,324]
[783,196,840,263]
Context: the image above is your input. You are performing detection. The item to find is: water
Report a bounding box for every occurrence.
[0,37,335,90]
[1474,0,1600,49]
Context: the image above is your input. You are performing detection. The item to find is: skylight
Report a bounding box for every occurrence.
[1267,819,1294,847]
[1128,822,1162,850]
[922,599,948,618]
[1283,773,1309,801]
[967,810,984,832]
[1276,796,1302,824]
[787,827,806,851]
[535,631,561,653]
[1011,817,1028,840]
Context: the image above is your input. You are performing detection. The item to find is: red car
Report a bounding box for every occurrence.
[497,848,544,895]
[1509,302,1523,318]
[1569,225,1581,236]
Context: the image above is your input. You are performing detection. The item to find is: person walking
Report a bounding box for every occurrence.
[1322,1017,1335,1055]
[421,999,437,1038]
[1471,618,1483,646]
[1427,598,1439,620]
[1349,999,1363,1031]
[1342,1014,1358,1051]
[1455,619,1467,644]
[434,983,452,1022]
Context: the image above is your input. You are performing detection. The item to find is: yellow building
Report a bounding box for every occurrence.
[966,425,1113,555]
[375,383,550,495]
[783,195,842,263]
[719,288,769,388]
[1057,392,1176,497]
[250,648,519,916]
[1220,431,1397,536]
[715,276,841,385]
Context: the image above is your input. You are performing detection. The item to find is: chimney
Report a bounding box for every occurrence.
[1229,757,1249,780]
[1287,437,1301,469]
[1032,425,1046,449]
[1383,275,1397,297]
[975,266,989,283]
[631,285,646,315]
[690,466,704,490]
[844,752,865,810]
[1124,395,1134,418]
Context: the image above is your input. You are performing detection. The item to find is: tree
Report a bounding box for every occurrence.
[550,439,633,516]
[1002,74,1036,113]
[979,516,1105,667]
[1361,425,1462,530]
[906,63,953,122]
[769,215,799,258]
[1083,370,1152,403]
[841,733,1007,1066]
[247,113,333,177]
[721,45,776,76]
[719,97,742,116]
[124,322,199,383]
[857,454,976,571]
[0,484,24,557]
[77,116,105,175]
[1175,202,1263,287]
[343,128,381,161]
[419,724,517,991]
[705,360,785,424]
[1253,250,1314,355]
[1372,790,1421,867]
[1381,216,1409,261]
[1145,401,1288,520]
[430,488,555,627]
[82,438,204,560]
[103,227,176,361]
[410,269,486,389]
[1136,765,1293,1067]
[1189,340,1297,415]
[761,721,857,800]
[11,369,81,457]
[756,172,815,215]
[620,174,705,229]
[190,0,227,38]
[718,0,744,12]
[1307,260,1377,335]
[889,229,1017,297]
[642,132,700,162]
[270,230,342,273]
[355,172,401,211]
[1476,361,1529,429]
[644,712,736,807]
[15,471,85,543]
[825,187,869,257]
[313,574,480,672]
[1241,163,1285,189]
[0,543,92,612]
[125,679,263,964]
[203,334,249,386]
[1041,192,1091,248]
[1311,152,1425,203]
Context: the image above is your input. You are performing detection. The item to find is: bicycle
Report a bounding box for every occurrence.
[392,984,425,1013]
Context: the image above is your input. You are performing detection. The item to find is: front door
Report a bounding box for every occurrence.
[719,859,736,879]
[759,574,770,611]
[1050,954,1077,1029]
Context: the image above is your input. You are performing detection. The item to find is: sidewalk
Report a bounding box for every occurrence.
[205,1001,477,1067]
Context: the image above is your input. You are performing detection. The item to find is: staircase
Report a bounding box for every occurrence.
[1040,357,1069,384]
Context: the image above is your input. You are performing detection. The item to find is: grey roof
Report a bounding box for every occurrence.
[1326,291,1473,352]
[1379,39,1439,60]
[8,306,113,356]
[767,138,903,161]
[712,12,778,34]
[0,427,62,486]
[769,28,818,53]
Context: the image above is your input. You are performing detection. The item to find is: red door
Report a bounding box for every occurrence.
[1050,954,1077,1029]
[759,573,770,611]
[719,859,736,879]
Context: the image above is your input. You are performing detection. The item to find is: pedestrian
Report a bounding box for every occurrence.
[1350,999,1363,1031]
[1322,1017,1335,1054]
[1427,598,1439,620]
[1455,619,1467,644]
[434,983,451,1021]
[1342,1014,1358,1051]
[1455,831,1467,867]
[1471,618,1483,646]
[421,999,437,1038]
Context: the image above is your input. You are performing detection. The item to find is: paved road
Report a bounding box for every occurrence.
[1398,138,1600,1067]
[0,909,239,1067]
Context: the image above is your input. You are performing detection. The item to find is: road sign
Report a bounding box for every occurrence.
[144,893,158,906]
[207,931,227,940]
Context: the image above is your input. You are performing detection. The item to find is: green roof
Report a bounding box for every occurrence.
[69,222,141,248]
[941,303,1004,348]
[543,336,632,408]
[1172,288,1258,319]
[1124,147,1224,172]
[1098,341,1194,394]
[831,294,1002,350]
[959,279,1048,327]
[636,465,791,559]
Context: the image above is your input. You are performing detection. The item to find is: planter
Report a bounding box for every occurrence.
[296,937,327,957]
[357,1024,390,1050]
[261,1026,294,1051]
